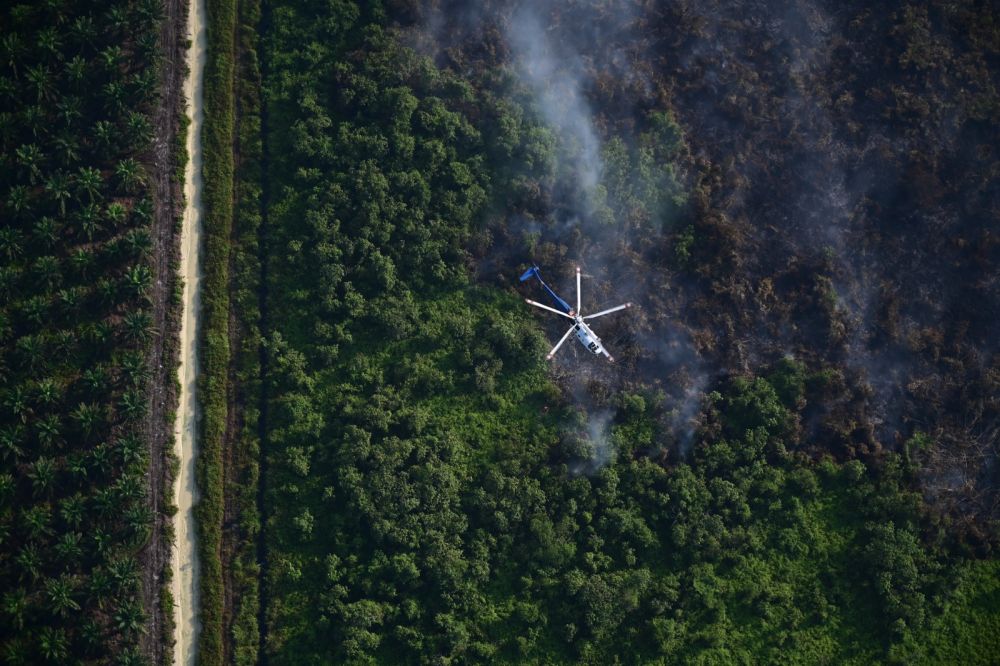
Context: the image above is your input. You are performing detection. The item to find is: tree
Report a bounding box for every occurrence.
[44,576,81,618]
[76,166,102,202]
[37,627,69,662]
[122,264,151,298]
[27,456,57,497]
[44,171,72,216]
[77,203,102,241]
[26,64,55,102]
[115,158,143,193]
[14,144,43,184]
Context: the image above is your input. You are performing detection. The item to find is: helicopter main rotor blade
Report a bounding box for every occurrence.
[525,299,574,319]
[576,266,582,316]
[546,325,577,360]
[583,302,633,320]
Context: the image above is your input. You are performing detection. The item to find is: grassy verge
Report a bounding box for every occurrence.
[227,0,265,660]
[196,0,238,662]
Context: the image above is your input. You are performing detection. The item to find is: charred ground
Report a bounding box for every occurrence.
[417,0,1000,533]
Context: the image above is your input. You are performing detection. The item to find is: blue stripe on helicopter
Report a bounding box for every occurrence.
[519,265,573,313]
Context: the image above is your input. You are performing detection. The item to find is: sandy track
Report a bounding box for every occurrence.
[173,0,206,663]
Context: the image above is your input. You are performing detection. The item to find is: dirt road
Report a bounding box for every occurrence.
[173,0,206,663]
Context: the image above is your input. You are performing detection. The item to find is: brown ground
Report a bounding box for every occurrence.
[140,0,188,662]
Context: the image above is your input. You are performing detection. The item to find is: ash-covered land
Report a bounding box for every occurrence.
[419,0,1000,527]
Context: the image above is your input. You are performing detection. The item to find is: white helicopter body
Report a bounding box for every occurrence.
[520,265,632,362]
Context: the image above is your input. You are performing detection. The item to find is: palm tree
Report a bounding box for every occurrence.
[15,335,46,372]
[117,433,144,465]
[69,15,96,48]
[132,197,153,223]
[123,264,152,298]
[26,64,55,102]
[44,576,80,618]
[66,455,88,483]
[138,0,165,24]
[6,184,32,220]
[107,555,138,591]
[1,589,27,631]
[14,144,42,184]
[0,473,14,503]
[34,378,59,406]
[79,619,103,656]
[114,599,145,638]
[65,55,87,87]
[96,277,118,306]
[82,365,110,393]
[53,131,80,164]
[106,5,130,35]
[34,255,61,290]
[115,158,144,193]
[103,80,127,114]
[36,27,63,61]
[71,402,103,437]
[89,443,113,478]
[118,647,146,666]
[120,351,149,384]
[92,528,111,556]
[0,227,23,261]
[44,170,73,216]
[0,112,14,144]
[4,386,30,423]
[76,166,102,202]
[86,567,113,609]
[120,388,147,420]
[121,311,152,344]
[99,45,123,72]
[31,216,60,250]
[58,287,81,316]
[69,247,95,277]
[105,201,127,229]
[51,330,74,361]
[1,34,24,77]
[137,30,159,64]
[93,119,115,155]
[55,531,83,562]
[38,627,69,662]
[2,638,28,666]
[126,111,151,147]
[124,228,152,257]
[35,414,61,450]
[27,457,57,496]
[21,104,47,138]
[15,544,42,581]
[21,295,47,326]
[0,266,21,304]
[22,505,53,540]
[0,425,24,462]
[0,76,15,106]
[56,96,82,127]
[77,203,102,241]
[59,493,85,527]
[124,504,152,545]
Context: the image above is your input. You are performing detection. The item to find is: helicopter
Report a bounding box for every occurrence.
[520,265,632,362]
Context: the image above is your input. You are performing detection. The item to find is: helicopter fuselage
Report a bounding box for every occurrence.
[571,316,606,356]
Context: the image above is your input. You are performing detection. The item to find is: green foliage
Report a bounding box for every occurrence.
[247,4,992,664]
[0,0,161,660]
[195,0,240,660]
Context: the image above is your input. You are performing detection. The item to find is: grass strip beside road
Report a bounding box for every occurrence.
[196,0,237,662]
